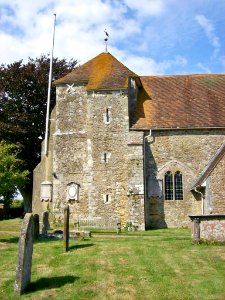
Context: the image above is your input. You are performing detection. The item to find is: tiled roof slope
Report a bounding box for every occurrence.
[54,52,137,91]
[131,74,225,129]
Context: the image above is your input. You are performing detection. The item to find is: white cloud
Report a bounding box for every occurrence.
[0,0,224,76]
[195,14,220,58]
[124,0,165,17]
[120,53,187,75]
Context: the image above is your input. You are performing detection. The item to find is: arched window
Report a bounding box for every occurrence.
[164,171,183,200]
[174,171,183,200]
[165,171,173,200]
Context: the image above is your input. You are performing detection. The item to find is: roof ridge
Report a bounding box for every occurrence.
[140,74,225,78]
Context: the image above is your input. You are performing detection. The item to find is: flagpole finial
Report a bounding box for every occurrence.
[104,29,109,53]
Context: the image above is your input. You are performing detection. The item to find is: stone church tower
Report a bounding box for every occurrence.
[33,52,146,229]
[32,52,225,229]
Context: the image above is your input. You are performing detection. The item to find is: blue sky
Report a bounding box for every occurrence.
[0,0,224,75]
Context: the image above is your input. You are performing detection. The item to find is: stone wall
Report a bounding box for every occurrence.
[208,152,225,214]
[50,85,145,228]
[32,108,55,218]
[145,129,225,228]
[127,131,145,230]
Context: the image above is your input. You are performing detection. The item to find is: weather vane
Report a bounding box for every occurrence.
[104,29,109,52]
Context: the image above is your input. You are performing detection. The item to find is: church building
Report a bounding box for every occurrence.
[32,52,225,229]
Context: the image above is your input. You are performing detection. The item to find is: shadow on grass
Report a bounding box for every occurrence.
[0,237,19,243]
[34,238,63,244]
[159,236,191,241]
[25,275,78,293]
[69,243,95,251]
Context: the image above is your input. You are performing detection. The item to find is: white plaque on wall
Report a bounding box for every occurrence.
[67,183,79,201]
[40,181,52,201]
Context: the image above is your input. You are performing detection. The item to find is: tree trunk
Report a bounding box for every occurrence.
[20,189,32,213]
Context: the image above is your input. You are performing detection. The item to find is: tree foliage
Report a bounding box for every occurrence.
[0,141,29,207]
[0,55,77,211]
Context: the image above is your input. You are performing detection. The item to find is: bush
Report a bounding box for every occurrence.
[3,200,24,219]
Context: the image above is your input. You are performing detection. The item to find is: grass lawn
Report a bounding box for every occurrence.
[0,219,225,299]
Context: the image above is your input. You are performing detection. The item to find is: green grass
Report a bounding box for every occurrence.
[0,219,225,299]
[0,218,23,232]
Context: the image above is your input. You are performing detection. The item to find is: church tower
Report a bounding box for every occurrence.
[33,52,146,230]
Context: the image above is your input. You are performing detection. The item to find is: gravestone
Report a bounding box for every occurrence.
[33,214,39,240]
[42,211,50,235]
[64,205,70,252]
[14,213,34,295]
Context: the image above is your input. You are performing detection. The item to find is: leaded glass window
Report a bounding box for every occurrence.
[165,171,173,200]
[164,170,183,200]
[174,171,183,200]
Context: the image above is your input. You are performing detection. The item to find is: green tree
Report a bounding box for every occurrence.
[0,55,77,211]
[0,141,29,208]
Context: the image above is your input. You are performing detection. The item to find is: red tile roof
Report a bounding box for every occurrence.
[54,52,137,91]
[131,74,225,129]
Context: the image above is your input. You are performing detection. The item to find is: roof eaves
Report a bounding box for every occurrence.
[86,87,128,92]
[130,126,225,131]
[53,80,88,86]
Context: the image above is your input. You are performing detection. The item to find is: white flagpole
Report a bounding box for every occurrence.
[44,13,56,156]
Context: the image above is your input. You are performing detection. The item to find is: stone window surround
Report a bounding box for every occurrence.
[103,106,112,124]
[101,152,111,163]
[157,160,193,201]
[103,194,111,203]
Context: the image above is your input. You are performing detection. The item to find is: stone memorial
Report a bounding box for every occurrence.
[33,214,39,240]
[42,211,50,236]
[64,205,69,252]
[14,213,34,295]
[189,214,225,242]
